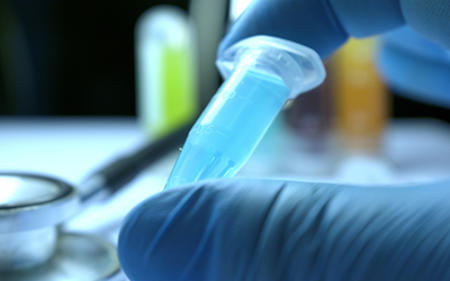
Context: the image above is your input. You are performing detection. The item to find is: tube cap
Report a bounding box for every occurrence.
[216,36,326,99]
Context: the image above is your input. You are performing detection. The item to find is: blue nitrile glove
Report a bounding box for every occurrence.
[218,0,450,58]
[119,1,450,280]
[218,0,449,106]
[378,27,450,107]
[119,179,450,280]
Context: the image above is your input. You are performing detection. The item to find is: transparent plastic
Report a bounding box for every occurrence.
[165,36,325,189]
[217,36,326,98]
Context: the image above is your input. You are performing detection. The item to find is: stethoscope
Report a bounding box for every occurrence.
[0,124,190,281]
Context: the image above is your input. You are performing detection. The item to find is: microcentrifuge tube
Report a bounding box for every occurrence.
[165,36,326,189]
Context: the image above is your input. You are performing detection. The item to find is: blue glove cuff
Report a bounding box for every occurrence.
[378,27,450,108]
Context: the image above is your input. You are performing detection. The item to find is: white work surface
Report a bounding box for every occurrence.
[0,117,175,237]
[0,117,173,281]
[1,117,450,280]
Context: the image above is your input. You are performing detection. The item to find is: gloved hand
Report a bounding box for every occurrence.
[119,179,450,280]
[218,0,450,58]
[119,1,450,280]
[218,0,450,107]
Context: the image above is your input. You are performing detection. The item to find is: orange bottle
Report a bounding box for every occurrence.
[333,38,390,155]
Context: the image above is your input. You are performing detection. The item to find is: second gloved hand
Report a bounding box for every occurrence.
[219,0,450,58]
[119,178,450,281]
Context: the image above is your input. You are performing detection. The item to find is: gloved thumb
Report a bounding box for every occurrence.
[118,178,450,281]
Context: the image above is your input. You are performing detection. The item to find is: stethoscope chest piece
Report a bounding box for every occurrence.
[0,173,120,280]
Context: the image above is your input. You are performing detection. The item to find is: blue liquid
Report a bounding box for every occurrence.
[165,68,290,189]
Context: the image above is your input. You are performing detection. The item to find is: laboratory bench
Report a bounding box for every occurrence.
[0,117,449,280]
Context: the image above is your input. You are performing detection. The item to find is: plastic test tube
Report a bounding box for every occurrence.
[165,36,325,189]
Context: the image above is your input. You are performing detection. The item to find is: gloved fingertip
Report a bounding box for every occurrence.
[217,38,229,57]
[118,187,193,281]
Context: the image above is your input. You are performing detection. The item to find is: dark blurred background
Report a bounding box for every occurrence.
[0,0,448,122]
[0,0,191,115]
